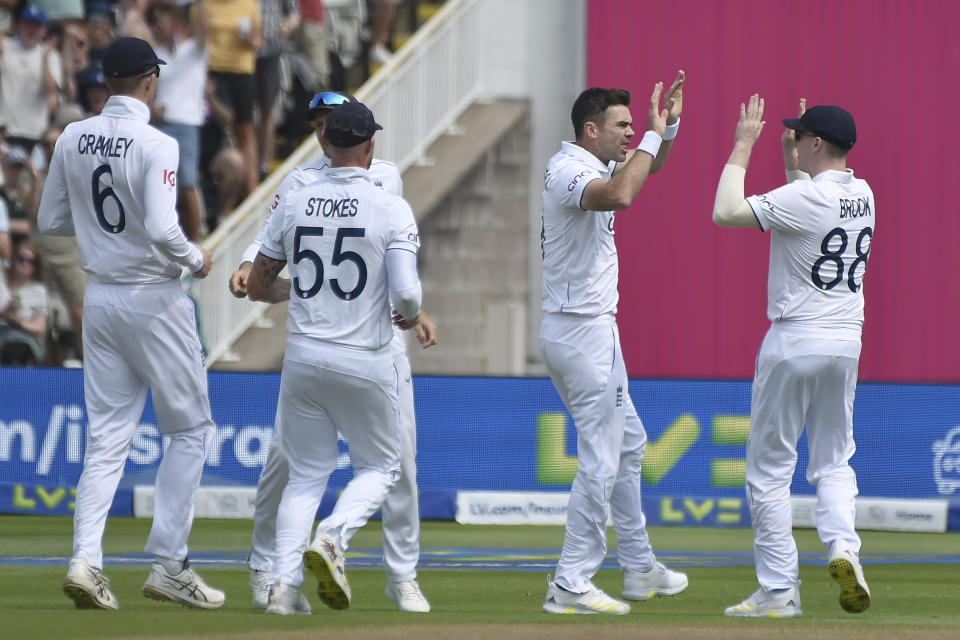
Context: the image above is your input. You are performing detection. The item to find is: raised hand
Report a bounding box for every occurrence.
[735,94,766,147]
[781,97,807,150]
[781,97,806,172]
[648,81,667,136]
[664,70,685,124]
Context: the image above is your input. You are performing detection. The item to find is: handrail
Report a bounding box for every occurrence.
[185,0,481,366]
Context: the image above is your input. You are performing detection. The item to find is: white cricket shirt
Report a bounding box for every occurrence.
[259,166,419,350]
[747,169,875,338]
[154,38,208,127]
[541,141,619,316]
[0,37,63,140]
[37,96,204,283]
[241,156,402,264]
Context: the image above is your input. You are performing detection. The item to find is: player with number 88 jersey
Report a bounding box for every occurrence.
[714,96,874,618]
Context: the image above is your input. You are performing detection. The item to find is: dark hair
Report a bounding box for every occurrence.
[146,1,177,26]
[571,88,631,138]
[8,240,44,282]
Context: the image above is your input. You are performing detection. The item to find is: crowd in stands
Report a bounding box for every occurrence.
[0,0,412,367]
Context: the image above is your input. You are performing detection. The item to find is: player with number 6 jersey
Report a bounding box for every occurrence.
[38,37,223,611]
[714,96,874,618]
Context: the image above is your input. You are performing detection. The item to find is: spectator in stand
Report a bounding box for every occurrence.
[148,0,209,241]
[0,184,9,262]
[294,0,327,88]
[0,124,11,262]
[59,20,90,105]
[206,0,262,196]
[0,6,62,152]
[86,1,114,71]
[116,0,151,41]
[33,0,84,26]
[199,76,246,231]
[255,0,299,181]
[0,0,17,35]
[28,122,87,364]
[368,0,397,65]
[0,146,43,241]
[30,105,84,170]
[76,67,110,115]
[0,240,49,365]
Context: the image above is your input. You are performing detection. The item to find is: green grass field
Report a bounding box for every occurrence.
[2,516,959,639]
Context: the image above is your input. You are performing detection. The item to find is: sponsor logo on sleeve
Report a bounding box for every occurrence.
[567,170,592,192]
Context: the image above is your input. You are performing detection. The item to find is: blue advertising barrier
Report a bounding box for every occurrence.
[2,368,960,522]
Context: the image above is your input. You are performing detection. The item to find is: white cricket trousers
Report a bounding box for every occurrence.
[747,324,862,590]
[249,348,422,583]
[271,337,402,587]
[73,280,214,569]
[540,312,655,594]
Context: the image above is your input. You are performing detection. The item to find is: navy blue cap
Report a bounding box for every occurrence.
[20,5,47,26]
[103,37,166,79]
[323,101,383,148]
[77,68,107,88]
[783,105,857,150]
[87,1,115,23]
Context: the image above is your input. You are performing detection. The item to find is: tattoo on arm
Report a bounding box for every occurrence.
[253,253,285,284]
[249,253,287,302]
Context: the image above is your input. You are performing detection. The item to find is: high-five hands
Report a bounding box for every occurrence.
[663,70,685,125]
[648,82,668,136]
[649,70,685,136]
[781,97,807,150]
[781,97,806,172]
[735,94,766,147]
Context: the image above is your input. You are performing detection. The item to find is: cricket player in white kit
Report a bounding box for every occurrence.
[246,101,422,614]
[714,96,874,618]
[231,92,435,614]
[539,74,689,616]
[37,37,224,610]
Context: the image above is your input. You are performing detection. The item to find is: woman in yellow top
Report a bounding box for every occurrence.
[206,0,263,197]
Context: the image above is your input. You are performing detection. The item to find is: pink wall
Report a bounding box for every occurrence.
[587,0,960,382]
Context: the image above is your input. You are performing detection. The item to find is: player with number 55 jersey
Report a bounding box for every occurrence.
[714,97,874,619]
[247,101,421,613]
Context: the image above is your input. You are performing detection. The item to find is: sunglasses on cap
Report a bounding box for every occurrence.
[308,92,351,111]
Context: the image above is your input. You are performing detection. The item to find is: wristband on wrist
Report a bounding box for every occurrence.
[662,117,680,141]
[636,130,662,158]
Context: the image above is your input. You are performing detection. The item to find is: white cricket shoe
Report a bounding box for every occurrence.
[724,586,802,618]
[63,557,119,610]
[828,548,871,613]
[542,577,630,615]
[250,568,270,609]
[265,581,312,615]
[622,562,689,601]
[385,579,431,612]
[142,562,226,609]
[303,532,351,610]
